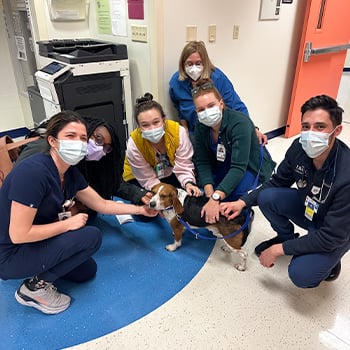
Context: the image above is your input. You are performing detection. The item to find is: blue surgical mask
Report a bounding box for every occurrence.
[299,129,336,158]
[197,106,222,127]
[142,126,165,144]
[86,139,106,161]
[56,139,88,165]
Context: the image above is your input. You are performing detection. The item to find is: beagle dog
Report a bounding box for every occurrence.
[149,183,251,271]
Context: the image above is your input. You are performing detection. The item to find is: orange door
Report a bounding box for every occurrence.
[285,0,350,137]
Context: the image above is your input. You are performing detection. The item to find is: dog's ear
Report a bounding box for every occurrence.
[151,183,161,194]
[171,190,184,214]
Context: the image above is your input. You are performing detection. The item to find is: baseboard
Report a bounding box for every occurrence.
[0,127,31,139]
[0,125,287,141]
[265,126,286,140]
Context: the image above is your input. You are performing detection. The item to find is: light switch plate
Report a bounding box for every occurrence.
[131,25,148,42]
[186,25,197,42]
[208,24,216,42]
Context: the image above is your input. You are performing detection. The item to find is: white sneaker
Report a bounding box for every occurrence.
[15,279,71,314]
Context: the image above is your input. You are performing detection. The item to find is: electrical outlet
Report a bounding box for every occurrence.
[233,25,240,40]
[208,24,216,42]
[131,25,148,42]
[186,25,197,42]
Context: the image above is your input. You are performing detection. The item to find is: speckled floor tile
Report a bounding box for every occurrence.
[66,124,350,350]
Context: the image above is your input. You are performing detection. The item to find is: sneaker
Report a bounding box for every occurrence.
[325,261,341,282]
[255,233,300,257]
[15,279,71,314]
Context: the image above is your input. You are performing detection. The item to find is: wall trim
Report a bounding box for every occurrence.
[0,127,30,139]
[266,126,287,140]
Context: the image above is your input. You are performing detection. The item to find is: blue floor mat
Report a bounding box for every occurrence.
[0,208,215,349]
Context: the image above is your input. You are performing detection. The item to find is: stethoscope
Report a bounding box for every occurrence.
[310,144,339,204]
[315,145,338,204]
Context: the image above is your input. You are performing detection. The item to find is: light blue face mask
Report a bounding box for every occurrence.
[299,128,336,158]
[197,106,222,127]
[56,139,88,165]
[141,125,165,144]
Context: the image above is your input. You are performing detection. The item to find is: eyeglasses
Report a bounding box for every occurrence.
[191,82,215,97]
[93,133,113,154]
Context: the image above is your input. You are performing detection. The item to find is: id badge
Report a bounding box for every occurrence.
[155,161,165,179]
[217,144,226,162]
[58,211,72,221]
[304,195,318,221]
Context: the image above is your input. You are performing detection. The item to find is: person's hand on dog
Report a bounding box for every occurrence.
[220,199,246,220]
[201,200,220,224]
[185,182,202,197]
[138,205,159,217]
[141,191,154,205]
[259,244,284,268]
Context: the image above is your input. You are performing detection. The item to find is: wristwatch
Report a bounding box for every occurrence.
[211,192,221,201]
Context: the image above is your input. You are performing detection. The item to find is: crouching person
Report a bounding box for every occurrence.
[0,111,157,314]
[220,95,350,288]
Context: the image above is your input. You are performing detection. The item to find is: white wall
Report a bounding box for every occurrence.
[0,1,27,132]
[162,1,306,133]
[1,0,308,135]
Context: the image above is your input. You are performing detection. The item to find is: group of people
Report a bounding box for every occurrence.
[0,40,349,315]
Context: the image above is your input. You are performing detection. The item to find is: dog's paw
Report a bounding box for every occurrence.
[165,244,177,252]
[234,263,246,271]
[220,244,232,254]
[165,241,181,252]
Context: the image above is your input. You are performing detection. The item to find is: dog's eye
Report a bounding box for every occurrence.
[160,194,171,200]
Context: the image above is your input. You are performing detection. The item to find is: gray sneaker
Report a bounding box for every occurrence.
[15,279,71,314]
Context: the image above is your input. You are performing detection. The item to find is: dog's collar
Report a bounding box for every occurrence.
[163,205,174,211]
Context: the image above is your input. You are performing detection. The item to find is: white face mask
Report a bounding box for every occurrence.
[141,125,165,144]
[185,64,203,81]
[299,129,336,158]
[197,106,222,127]
[56,139,88,165]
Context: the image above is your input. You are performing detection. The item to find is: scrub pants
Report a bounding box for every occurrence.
[0,226,102,283]
[216,170,257,202]
[257,188,350,288]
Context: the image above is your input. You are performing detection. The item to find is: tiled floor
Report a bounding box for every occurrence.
[67,123,350,350]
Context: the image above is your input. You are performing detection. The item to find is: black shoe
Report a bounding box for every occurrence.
[325,261,341,282]
[255,233,299,257]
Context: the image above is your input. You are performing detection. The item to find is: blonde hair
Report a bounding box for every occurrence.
[191,79,223,102]
[178,41,215,81]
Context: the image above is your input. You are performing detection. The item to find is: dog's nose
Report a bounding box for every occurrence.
[149,201,156,208]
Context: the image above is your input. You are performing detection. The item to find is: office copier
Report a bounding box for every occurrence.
[35,39,133,152]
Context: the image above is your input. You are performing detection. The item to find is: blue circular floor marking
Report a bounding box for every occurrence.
[0,211,215,349]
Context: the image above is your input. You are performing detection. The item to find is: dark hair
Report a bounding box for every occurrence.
[301,95,343,127]
[21,112,122,199]
[42,111,87,153]
[45,110,87,139]
[76,117,123,199]
[134,93,166,124]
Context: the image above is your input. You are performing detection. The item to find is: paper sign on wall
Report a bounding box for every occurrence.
[96,0,112,34]
[128,0,144,20]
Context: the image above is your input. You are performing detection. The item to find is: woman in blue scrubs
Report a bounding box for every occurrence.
[0,111,157,315]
